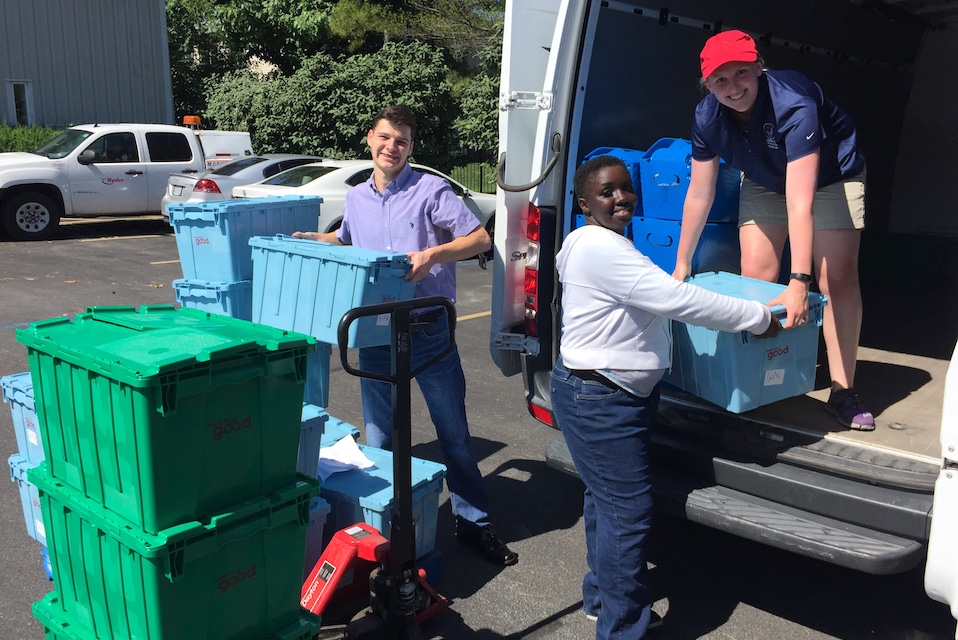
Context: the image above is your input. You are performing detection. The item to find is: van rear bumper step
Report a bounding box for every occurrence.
[544,437,926,576]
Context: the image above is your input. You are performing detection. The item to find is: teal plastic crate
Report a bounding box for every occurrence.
[16,305,315,534]
[639,138,741,222]
[2,371,44,465]
[663,272,827,413]
[8,453,45,545]
[31,467,319,640]
[170,196,322,282]
[304,342,331,408]
[173,278,253,321]
[249,235,417,348]
[320,444,445,560]
[321,414,362,447]
[33,591,324,640]
[304,496,332,579]
[299,403,330,479]
[630,216,740,275]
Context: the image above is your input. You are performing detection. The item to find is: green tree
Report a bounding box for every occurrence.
[205,41,456,166]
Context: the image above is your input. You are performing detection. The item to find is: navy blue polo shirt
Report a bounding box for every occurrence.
[691,70,864,194]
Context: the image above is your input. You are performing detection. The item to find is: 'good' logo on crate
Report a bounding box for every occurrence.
[217,565,256,593]
[766,345,789,360]
[210,415,252,440]
[194,236,210,245]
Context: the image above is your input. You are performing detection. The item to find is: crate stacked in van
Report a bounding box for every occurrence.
[168,196,322,322]
[16,305,323,639]
[580,140,742,274]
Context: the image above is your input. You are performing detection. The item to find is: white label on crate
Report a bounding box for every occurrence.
[376,313,390,326]
[36,520,45,539]
[27,429,38,446]
[764,369,785,386]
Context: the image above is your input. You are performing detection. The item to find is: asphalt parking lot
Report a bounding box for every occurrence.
[0,216,954,640]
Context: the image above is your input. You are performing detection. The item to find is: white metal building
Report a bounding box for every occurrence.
[0,0,173,127]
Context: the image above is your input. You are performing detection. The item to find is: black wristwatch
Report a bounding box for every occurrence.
[789,272,813,284]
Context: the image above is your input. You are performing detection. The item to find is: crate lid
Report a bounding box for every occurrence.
[320,443,446,510]
[167,196,322,221]
[29,462,318,561]
[16,305,315,387]
[687,271,827,312]
[0,371,34,411]
[172,278,252,292]
[7,451,34,482]
[249,235,411,271]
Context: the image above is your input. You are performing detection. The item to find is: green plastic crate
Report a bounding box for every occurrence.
[15,305,315,534]
[33,591,323,640]
[31,466,320,640]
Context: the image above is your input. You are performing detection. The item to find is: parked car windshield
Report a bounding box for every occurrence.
[263,165,340,187]
[32,129,93,159]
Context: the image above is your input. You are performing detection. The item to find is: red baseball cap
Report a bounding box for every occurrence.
[699,30,759,79]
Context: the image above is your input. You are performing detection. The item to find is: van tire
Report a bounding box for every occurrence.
[2,192,61,241]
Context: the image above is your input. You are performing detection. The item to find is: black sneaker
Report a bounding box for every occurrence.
[455,525,519,566]
[826,388,875,431]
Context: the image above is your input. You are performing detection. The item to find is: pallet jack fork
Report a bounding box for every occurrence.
[302,297,455,640]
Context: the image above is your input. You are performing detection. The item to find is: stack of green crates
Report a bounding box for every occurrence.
[16,305,324,640]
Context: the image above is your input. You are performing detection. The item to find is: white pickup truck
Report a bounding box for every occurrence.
[0,123,252,241]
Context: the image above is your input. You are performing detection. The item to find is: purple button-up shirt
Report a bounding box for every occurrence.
[337,163,480,302]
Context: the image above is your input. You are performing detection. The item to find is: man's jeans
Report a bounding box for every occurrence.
[551,356,659,639]
[359,314,490,530]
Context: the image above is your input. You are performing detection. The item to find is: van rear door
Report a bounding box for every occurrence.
[491,0,581,376]
[925,341,958,632]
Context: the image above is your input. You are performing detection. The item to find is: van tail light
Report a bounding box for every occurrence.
[523,203,542,337]
[193,179,222,194]
[528,401,553,426]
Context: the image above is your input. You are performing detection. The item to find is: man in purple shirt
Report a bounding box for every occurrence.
[294,105,518,567]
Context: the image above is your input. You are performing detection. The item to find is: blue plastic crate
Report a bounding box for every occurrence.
[2,371,44,465]
[299,403,330,479]
[249,235,417,348]
[41,545,53,581]
[169,196,322,282]
[663,272,827,413]
[8,453,45,545]
[172,278,253,321]
[630,217,740,275]
[320,444,445,560]
[639,138,740,222]
[304,496,332,579]
[304,343,331,408]
[321,415,362,447]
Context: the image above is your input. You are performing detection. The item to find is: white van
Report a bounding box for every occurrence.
[490,0,958,627]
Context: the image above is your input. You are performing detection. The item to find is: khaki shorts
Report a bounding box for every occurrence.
[738,170,866,231]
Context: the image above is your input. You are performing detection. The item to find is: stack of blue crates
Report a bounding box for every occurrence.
[2,371,52,580]
[168,196,322,321]
[579,140,742,274]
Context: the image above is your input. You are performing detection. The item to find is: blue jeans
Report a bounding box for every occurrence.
[359,314,490,530]
[550,356,659,640]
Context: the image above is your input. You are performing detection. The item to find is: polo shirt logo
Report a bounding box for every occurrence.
[763,123,779,150]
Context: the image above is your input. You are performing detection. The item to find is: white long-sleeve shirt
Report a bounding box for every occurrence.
[557,225,772,374]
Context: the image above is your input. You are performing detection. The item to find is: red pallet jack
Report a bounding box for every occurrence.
[302,296,455,640]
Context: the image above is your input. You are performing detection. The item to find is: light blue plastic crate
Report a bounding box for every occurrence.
[170,196,322,282]
[299,403,330,479]
[8,453,45,545]
[639,138,741,222]
[304,496,332,579]
[2,372,44,465]
[172,278,253,321]
[320,444,445,560]
[663,272,827,413]
[321,415,362,447]
[304,343,331,408]
[630,217,740,275]
[249,235,417,348]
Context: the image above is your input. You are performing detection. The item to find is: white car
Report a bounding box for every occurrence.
[161,153,324,220]
[230,159,497,240]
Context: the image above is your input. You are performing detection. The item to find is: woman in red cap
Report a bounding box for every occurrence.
[672,29,874,431]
